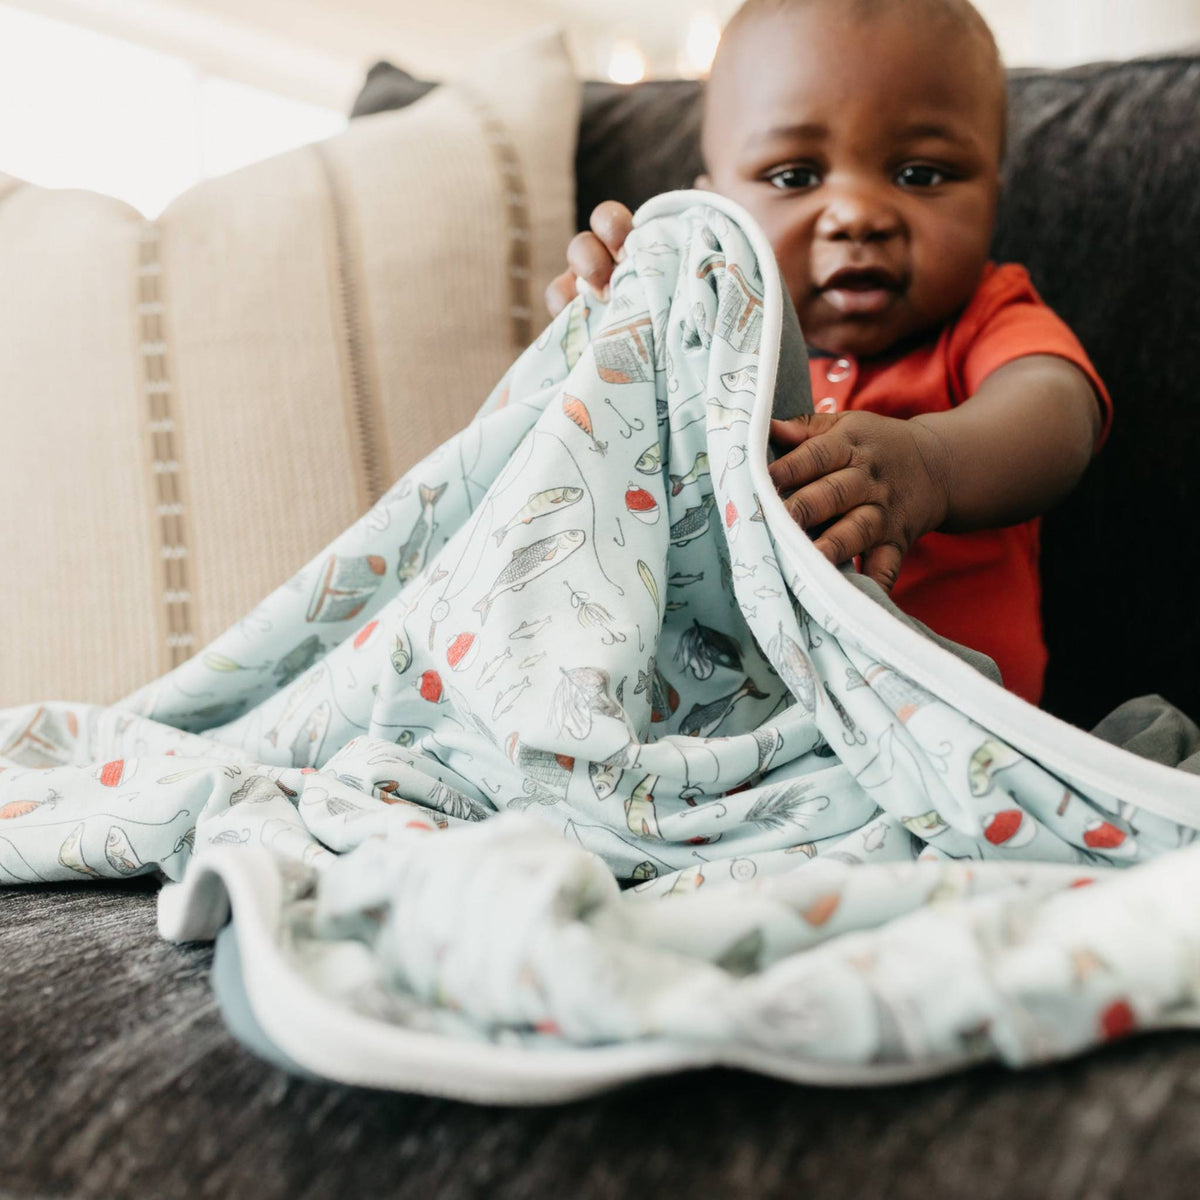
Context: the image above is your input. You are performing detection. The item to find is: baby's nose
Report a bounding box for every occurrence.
[816,189,902,243]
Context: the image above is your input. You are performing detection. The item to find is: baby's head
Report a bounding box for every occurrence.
[697,0,1006,359]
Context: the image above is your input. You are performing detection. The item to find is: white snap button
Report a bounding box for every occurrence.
[826,358,852,383]
[816,396,838,413]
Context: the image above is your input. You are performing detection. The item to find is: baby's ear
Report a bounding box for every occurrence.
[693,173,713,191]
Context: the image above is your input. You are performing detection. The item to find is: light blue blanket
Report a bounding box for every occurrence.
[4,192,1200,1102]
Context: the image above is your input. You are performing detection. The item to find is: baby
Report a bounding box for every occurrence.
[544,0,1110,706]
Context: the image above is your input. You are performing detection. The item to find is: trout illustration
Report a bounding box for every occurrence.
[493,486,583,546]
[669,494,716,546]
[473,530,585,624]
[396,482,448,584]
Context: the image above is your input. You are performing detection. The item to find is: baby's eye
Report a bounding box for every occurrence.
[766,165,821,191]
[895,164,947,189]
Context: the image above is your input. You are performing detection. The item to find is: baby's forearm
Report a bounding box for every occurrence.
[910,354,1102,534]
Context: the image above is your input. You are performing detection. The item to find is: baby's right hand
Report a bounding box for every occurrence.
[544,201,633,317]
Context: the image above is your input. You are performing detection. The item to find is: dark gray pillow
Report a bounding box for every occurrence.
[351,55,1200,731]
[351,61,438,118]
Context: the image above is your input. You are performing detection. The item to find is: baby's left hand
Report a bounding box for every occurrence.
[768,411,951,591]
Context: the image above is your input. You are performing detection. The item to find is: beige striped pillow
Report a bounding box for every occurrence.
[0,28,578,707]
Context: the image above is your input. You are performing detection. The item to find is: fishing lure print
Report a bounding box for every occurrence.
[561,394,608,455]
[675,619,744,681]
[564,581,627,645]
[551,667,625,739]
[560,293,590,370]
[624,484,660,524]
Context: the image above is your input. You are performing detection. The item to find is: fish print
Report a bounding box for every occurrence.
[562,393,607,455]
[679,677,768,737]
[473,530,586,624]
[492,676,532,721]
[675,619,744,681]
[510,616,552,640]
[273,635,323,688]
[669,494,716,546]
[720,365,758,394]
[634,658,680,723]
[635,442,663,475]
[669,572,703,587]
[589,757,622,800]
[104,826,144,875]
[396,482,448,584]
[493,486,584,546]
[706,398,750,430]
[478,647,512,685]
[290,701,330,768]
[625,775,661,838]
[669,451,710,496]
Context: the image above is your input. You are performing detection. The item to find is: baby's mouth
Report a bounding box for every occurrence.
[818,267,903,317]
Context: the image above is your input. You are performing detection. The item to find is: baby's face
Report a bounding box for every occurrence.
[698,4,1004,359]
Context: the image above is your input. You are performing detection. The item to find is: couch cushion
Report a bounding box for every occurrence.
[0,28,578,707]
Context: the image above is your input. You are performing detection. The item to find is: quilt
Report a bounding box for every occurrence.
[4,191,1200,1103]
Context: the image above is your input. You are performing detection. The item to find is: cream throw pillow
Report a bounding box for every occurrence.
[0,28,578,707]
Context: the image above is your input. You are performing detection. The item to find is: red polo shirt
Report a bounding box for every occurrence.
[807,262,1112,705]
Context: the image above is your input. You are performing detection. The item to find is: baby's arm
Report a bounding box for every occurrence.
[769,356,1101,591]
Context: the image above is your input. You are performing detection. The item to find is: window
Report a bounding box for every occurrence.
[0,3,346,218]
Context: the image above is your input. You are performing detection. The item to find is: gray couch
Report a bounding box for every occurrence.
[7,52,1200,1200]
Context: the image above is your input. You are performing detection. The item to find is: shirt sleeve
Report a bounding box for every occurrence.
[957,264,1113,449]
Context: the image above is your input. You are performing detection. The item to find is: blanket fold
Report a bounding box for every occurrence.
[4,190,1200,1101]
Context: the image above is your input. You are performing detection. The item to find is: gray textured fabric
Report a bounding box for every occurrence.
[1091,695,1200,774]
[6,879,1200,1198]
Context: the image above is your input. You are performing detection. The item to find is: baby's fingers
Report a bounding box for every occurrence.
[781,467,870,531]
[544,270,578,318]
[567,231,617,299]
[811,504,888,568]
[860,543,904,593]
[589,200,634,262]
